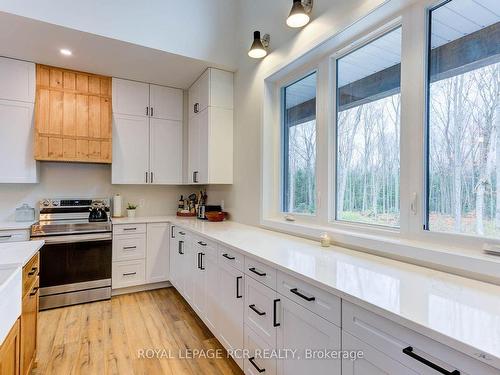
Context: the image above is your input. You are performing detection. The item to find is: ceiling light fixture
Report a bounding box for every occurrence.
[286,0,313,28]
[60,48,72,56]
[248,31,270,59]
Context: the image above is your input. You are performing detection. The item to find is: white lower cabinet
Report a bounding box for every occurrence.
[342,331,417,375]
[217,259,244,368]
[169,225,181,290]
[276,296,341,375]
[112,259,146,288]
[244,325,277,375]
[146,223,170,283]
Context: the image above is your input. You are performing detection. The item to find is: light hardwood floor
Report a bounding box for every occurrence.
[33,288,243,375]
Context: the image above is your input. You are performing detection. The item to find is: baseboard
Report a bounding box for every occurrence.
[111,281,172,296]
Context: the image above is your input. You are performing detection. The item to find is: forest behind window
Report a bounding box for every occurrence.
[282,72,317,214]
[336,28,402,227]
[427,0,500,237]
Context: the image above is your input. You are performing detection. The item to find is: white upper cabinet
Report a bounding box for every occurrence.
[188,68,233,184]
[0,57,38,183]
[112,113,150,184]
[112,78,183,184]
[150,84,183,121]
[112,79,149,117]
[0,58,35,103]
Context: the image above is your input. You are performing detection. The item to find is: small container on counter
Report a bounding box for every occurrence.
[15,203,35,222]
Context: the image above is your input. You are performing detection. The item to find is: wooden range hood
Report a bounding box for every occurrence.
[34,65,112,163]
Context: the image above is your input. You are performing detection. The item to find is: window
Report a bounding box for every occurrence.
[282,72,317,214]
[335,28,402,227]
[426,0,500,238]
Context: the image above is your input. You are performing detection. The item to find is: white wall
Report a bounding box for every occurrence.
[0,0,238,69]
[0,163,194,221]
[207,0,388,225]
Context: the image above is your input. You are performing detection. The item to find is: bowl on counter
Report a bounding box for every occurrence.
[205,211,226,222]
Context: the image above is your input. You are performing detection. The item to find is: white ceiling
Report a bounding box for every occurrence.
[0,11,213,89]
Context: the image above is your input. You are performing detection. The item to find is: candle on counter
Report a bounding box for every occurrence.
[320,232,331,247]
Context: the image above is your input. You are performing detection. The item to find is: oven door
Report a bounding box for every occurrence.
[39,232,112,292]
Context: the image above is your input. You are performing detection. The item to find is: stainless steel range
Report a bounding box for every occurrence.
[31,198,112,310]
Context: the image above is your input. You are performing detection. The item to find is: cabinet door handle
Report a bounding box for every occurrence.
[198,241,207,246]
[28,267,38,276]
[248,267,266,277]
[194,103,199,113]
[248,357,265,373]
[0,235,12,239]
[198,252,201,269]
[123,246,137,250]
[222,253,235,260]
[146,171,149,183]
[178,240,184,255]
[200,253,205,270]
[29,287,39,297]
[123,272,137,276]
[171,225,175,239]
[249,304,266,316]
[273,298,280,327]
[402,347,460,375]
[193,171,199,183]
[236,276,242,299]
[146,106,149,116]
[150,171,154,184]
[150,107,154,117]
[290,288,315,302]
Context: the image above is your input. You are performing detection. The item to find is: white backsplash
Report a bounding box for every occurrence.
[0,162,194,221]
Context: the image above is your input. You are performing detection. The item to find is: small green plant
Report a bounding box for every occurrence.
[127,203,138,210]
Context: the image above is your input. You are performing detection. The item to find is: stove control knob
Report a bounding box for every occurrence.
[42,199,50,207]
[52,200,59,206]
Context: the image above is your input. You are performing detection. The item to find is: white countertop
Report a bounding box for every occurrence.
[0,240,43,345]
[114,216,500,368]
[0,221,34,231]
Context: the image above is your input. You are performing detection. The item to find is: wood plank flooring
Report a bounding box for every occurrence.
[33,288,243,375]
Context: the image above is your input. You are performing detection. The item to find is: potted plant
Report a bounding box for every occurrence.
[127,203,138,218]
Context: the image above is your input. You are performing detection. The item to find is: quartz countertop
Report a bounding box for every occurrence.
[113,216,500,369]
[0,221,34,231]
[0,240,44,267]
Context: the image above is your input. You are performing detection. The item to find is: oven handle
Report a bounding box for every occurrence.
[41,233,112,244]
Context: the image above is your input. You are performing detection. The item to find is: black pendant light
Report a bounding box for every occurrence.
[248,31,269,59]
[287,0,313,28]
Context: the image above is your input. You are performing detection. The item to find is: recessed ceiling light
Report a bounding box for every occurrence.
[60,49,72,56]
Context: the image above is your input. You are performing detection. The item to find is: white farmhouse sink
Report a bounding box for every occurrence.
[0,265,21,344]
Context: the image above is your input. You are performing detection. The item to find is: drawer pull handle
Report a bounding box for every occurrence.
[273,298,280,327]
[178,240,184,255]
[171,225,175,238]
[123,272,137,276]
[290,288,315,302]
[248,357,265,373]
[179,231,186,236]
[402,347,460,375]
[30,287,39,296]
[0,235,12,239]
[249,304,266,316]
[123,246,137,250]
[198,241,207,246]
[248,267,266,277]
[28,267,38,276]
[123,227,137,231]
[236,276,243,299]
[223,253,235,260]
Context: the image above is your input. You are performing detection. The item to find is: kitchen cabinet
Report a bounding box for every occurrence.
[112,78,183,185]
[34,65,112,163]
[112,114,149,184]
[276,296,341,375]
[146,223,170,283]
[0,319,20,375]
[20,253,39,375]
[188,68,233,184]
[217,259,244,367]
[0,57,38,183]
[169,225,181,290]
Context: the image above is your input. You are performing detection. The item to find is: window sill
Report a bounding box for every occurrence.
[260,217,500,285]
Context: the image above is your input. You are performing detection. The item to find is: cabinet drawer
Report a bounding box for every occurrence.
[244,325,276,375]
[219,245,243,271]
[342,302,499,375]
[22,252,39,297]
[244,257,276,290]
[112,234,146,261]
[112,259,146,289]
[0,229,29,243]
[113,223,146,235]
[245,276,278,347]
[193,236,217,261]
[277,271,340,326]
[342,331,417,375]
